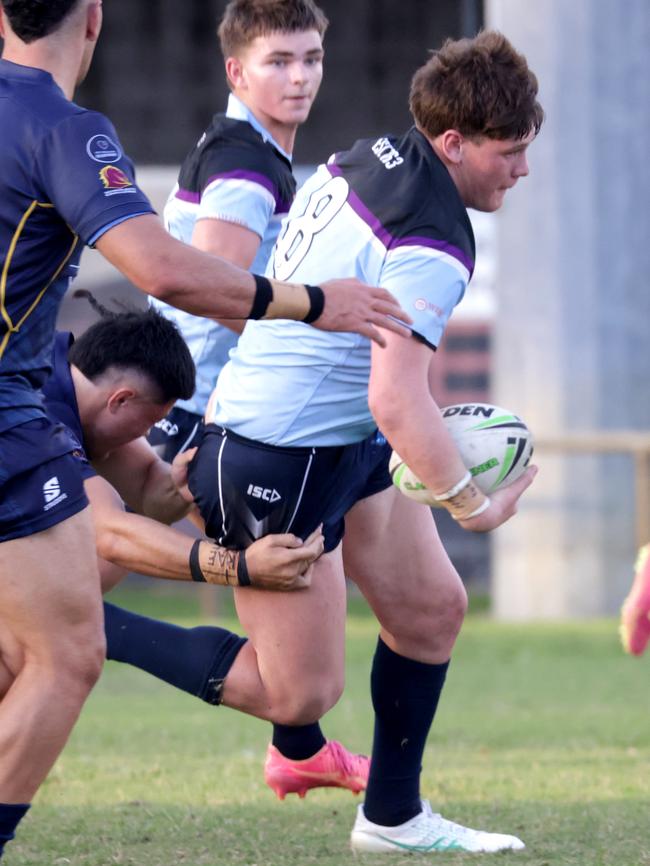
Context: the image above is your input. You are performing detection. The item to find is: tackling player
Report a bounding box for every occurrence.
[0,0,406,857]
[0,309,323,700]
[149,0,329,460]
[94,31,543,854]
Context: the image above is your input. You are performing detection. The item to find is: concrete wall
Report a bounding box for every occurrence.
[487,0,650,617]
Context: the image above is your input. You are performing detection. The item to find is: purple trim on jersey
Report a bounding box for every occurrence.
[178,169,291,214]
[391,235,474,276]
[327,164,474,275]
[176,188,200,204]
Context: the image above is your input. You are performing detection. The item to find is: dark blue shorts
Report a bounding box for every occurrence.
[188,424,392,553]
[0,418,89,543]
[147,406,204,464]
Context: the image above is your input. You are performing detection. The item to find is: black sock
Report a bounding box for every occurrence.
[271,723,327,760]
[0,803,30,858]
[363,637,449,827]
[103,602,247,705]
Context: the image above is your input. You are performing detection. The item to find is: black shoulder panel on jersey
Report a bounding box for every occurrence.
[176,115,295,212]
[329,127,475,276]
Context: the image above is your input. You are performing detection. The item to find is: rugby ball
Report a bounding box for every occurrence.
[389,402,533,503]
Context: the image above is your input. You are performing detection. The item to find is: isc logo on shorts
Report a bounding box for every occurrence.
[43,476,68,512]
[247,484,281,503]
[154,418,179,437]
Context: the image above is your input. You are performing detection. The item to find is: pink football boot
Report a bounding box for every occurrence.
[264,740,369,800]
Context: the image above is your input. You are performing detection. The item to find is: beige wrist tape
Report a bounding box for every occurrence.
[191,540,244,587]
[263,279,311,321]
[434,475,490,521]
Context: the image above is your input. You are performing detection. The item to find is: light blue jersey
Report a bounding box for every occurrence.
[211,127,475,446]
[151,95,295,416]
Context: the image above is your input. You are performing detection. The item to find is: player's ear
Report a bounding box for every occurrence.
[438,130,464,165]
[225,55,245,90]
[107,387,136,414]
[0,8,6,40]
[86,0,103,42]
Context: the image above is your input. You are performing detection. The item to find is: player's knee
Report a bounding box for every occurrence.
[379,576,467,647]
[60,635,105,693]
[33,622,105,697]
[271,676,344,725]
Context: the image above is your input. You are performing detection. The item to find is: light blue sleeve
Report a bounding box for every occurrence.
[380,247,468,348]
[198,177,276,240]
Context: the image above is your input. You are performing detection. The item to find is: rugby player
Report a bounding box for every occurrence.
[93,31,544,853]
[0,0,406,856]
[0,309,323,698]
[112,0,368,795]
[150,0,329,461]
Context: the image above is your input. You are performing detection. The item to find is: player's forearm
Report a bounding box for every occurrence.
[95,510,245,586]
[95,509,196,579]
[371,383,467,496]
[138,460,193,525]
[96,216,322,323]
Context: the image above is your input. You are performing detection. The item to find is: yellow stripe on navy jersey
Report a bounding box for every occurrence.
[0,58,154,432]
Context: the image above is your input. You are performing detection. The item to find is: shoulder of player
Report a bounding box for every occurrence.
[30,102,122,165]
[10,85,100,145]
[199,115,287,168]
[184,116,294,198]
[334,128,474,256]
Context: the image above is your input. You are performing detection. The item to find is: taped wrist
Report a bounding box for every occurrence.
[190,540,245,587]
[433,474,490,521]
[252,277,324,323]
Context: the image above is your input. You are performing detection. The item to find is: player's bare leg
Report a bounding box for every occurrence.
[343,487,466,664]
[342,486,524,853]
[222,545,369,798]
[0,509,105,801]
[223,544,347,723]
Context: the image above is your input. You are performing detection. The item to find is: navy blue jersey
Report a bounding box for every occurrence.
[41,332,95,480]
[0,59,154,432]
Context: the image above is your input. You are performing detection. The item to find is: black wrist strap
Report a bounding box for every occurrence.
[302,284,325,324]
[249,274,274,319]
[236,549,251,586]
[189,539,206,582]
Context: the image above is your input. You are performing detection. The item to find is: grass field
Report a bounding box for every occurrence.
[8,586,650,866]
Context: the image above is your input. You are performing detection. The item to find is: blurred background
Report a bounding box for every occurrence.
[17,0,649,618]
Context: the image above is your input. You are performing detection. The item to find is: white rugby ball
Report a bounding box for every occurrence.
[389,402,533,503]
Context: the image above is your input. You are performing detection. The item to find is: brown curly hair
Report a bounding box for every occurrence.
[409,30,544,141]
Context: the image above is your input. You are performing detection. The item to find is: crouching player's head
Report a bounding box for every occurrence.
[68,307,195,455]
[410,30,544,212]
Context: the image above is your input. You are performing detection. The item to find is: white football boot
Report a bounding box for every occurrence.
[350,799,525,854]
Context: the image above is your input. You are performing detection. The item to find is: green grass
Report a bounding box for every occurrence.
[8,587,650,866]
